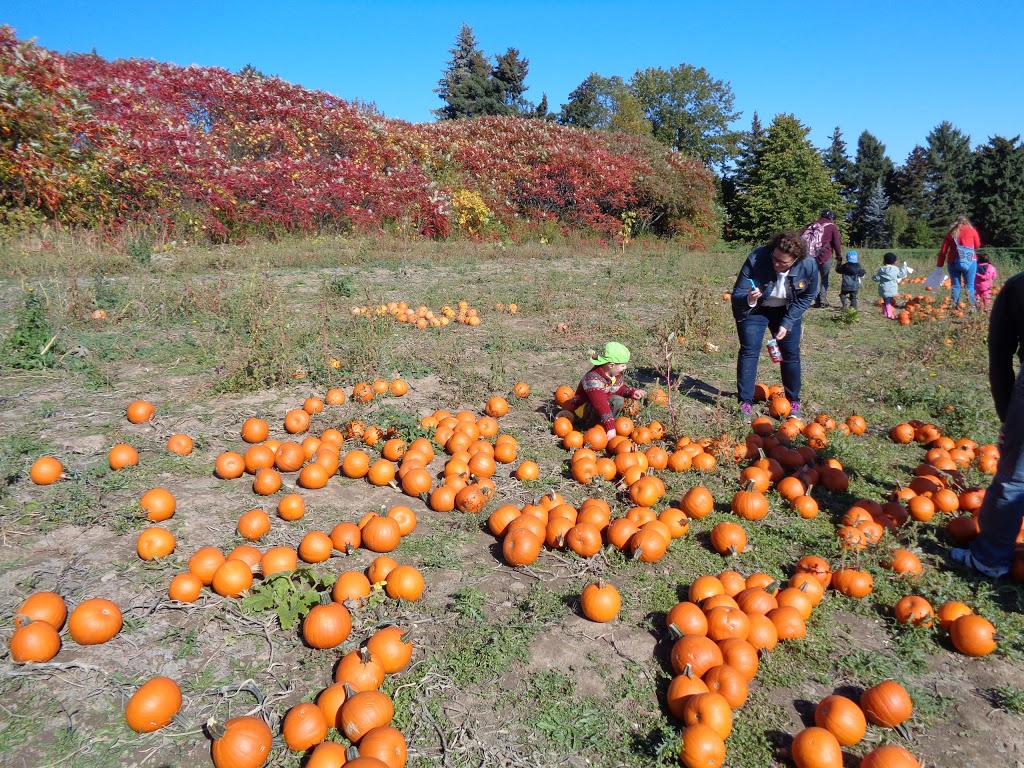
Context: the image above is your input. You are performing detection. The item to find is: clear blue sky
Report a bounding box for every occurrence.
[5,1,1022,165]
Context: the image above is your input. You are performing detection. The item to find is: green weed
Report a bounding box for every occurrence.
[1,288,59,368]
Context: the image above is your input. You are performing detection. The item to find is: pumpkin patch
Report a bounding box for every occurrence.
[4,247,1015,768]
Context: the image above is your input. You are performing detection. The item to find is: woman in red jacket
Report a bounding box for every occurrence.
[936,215,982,309]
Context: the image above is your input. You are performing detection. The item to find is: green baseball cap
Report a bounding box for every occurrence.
[593,341,631,365]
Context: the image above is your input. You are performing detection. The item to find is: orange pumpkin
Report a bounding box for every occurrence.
[67,598,122,645]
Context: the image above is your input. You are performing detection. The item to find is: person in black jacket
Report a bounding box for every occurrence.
[950,269,1024,578]
[835,250,866,309]
[730,230,819,417]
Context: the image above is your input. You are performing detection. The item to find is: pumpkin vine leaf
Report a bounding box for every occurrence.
[240,568,334,630]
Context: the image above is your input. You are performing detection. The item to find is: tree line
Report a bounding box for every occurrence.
[435,25,1024,248]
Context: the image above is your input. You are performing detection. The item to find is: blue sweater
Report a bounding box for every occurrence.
[730,246,819,331]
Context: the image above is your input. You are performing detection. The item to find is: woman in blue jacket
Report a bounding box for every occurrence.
[730,230,819,417]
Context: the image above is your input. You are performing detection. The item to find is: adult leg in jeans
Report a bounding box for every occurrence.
[770,314,802,402]
[970,370,1024,572]
[963,260,978,307]
[735,311,769,403]
[816,260,831,305]
[948,261,963,306]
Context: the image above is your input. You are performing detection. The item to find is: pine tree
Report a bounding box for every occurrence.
[730,114,844,242]
[972,135,1024,246]
[491,48,530,116]
[925,121,973,235]
[238,63,269,79]
[891,146,930,217]
[823,127,854,201]
[559,74,605,128]
[433,24,492,120]
[534,93,554,121]
[862,180,890,247]
[850,131,894,244]
[723,113,765,238]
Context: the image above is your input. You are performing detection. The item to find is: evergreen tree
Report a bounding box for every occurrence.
[238,63,269,79]
[491,48,530,116]
[730,114,844,243]
[972,135,1024,246]
[628,64,741,167]
[559,74,605,128]
[891,145,930,217]
[723,112,765,238]
[534,93,554,121]
[433,24,493,119]
[862,179,890,247]
[822,127,854,202]
[850,131,894,243]
[924,121,973,235]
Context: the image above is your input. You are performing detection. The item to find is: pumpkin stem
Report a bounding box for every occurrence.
[805,483,815,496]
[204,718,226,741]
[743,479,757,492]
[357,645,373,663]
[666,623,684,640]
[400,626,415,643]
[342,682,357,698]
[681,662,695,678]
[418,491,430,505]
[346,745,362,761]
[319,591,333,606]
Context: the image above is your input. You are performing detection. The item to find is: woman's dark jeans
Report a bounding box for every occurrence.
[971,369,1024,571]
[736,306,802,404]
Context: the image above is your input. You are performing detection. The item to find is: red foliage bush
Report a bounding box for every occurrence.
[1,26,719,245]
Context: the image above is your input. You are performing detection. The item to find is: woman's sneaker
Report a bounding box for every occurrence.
[949,548,1008,579]
[790,401,800,417]
[740,402,753,416]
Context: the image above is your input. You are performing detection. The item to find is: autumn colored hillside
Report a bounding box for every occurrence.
[0,27,719,245]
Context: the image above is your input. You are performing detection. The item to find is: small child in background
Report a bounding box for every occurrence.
[836,250,866,309]
[872,252,909,319]
[974,252,998,311]
[557,342,646,438]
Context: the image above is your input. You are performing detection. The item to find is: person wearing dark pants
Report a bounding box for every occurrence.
[836,250,866,309]
[802,210,843,308]
[951,270,1024,578]
[730,231,818,417]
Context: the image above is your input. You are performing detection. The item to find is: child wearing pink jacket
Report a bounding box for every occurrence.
[974,253,998,311]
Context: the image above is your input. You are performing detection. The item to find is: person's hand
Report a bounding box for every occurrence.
[748,287,762,306]
[775,327,788,341]
[606,429,617,440]
[633,389,646,399]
